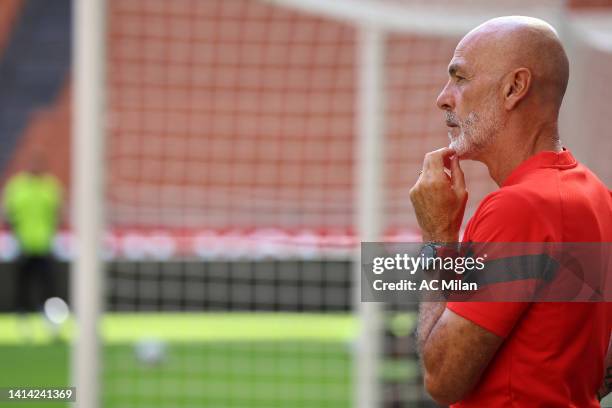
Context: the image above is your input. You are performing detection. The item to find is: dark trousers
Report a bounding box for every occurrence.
[15,254,56,313]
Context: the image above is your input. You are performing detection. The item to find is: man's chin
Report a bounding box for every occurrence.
[448,141,470,160]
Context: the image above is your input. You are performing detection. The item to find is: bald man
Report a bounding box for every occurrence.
[409,16,612,407]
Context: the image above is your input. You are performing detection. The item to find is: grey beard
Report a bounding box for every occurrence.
[448,107,501,157]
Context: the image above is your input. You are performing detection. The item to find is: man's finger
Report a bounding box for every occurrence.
[450,155,466,191]
[443,154,452,170]
[423,147,456,172]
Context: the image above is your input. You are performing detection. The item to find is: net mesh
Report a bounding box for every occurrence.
[106,0,498,248]
[107,0,357,230]
[99,0,611,407]
[103,1,439,406]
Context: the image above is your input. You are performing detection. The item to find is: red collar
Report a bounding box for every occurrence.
[502,148,577,187]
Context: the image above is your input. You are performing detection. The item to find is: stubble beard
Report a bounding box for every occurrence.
[447,96,503,159]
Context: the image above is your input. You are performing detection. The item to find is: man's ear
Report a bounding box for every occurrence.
[502,68,531,110]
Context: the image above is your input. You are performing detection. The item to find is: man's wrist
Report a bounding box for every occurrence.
[422,232,458,243]
[420,242,460,268]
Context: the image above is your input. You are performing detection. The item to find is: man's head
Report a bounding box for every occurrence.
[27,149,48,176]
[436,16,569,159]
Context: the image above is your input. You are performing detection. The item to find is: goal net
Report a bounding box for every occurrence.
[69,0,612,407]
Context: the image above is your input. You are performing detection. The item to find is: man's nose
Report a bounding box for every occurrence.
[436,84,454,111]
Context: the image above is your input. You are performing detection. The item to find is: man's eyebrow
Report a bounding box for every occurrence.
[448,63,462,76]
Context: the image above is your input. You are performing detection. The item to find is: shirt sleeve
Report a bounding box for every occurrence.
[447,189,543,338]
[447,302,526,338]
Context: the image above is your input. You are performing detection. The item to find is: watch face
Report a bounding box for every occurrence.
[420,244,437,270]
[421,244,436,259]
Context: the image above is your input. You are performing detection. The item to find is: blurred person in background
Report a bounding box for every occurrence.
[3,149,63,340]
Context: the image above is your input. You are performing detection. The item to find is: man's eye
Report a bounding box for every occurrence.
[455,75,465,82]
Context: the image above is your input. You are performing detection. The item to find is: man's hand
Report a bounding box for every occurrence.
[409,147,468,242]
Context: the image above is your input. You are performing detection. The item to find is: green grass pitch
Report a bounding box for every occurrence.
[0,313,357,408]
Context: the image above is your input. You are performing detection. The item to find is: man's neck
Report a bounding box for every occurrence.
[477,121,562,186]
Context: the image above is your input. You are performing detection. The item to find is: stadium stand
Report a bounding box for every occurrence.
[0,0,70,178]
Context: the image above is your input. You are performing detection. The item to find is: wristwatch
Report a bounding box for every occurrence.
[419,242,459,271]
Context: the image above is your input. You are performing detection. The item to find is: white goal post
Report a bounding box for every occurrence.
[71,1,106,408]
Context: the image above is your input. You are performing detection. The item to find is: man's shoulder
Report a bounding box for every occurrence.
[5,172,29,191]
[41,174,61,188]
[466,186,559,242]
[474,186,543,219]
[7,172,28,183]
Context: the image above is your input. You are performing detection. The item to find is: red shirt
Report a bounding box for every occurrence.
[447,149,612,407]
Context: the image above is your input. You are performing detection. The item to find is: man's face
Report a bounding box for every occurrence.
[436,44,504,159]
